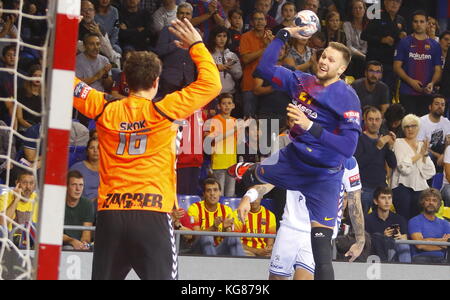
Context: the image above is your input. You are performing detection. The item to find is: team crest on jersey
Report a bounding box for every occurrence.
[343,111,361,125]
[261,218,266,226]
[74,82,92,100]
[349,174,361,188]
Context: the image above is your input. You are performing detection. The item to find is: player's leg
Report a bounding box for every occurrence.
[92,211,132,280]
[268,225,300,280]
[310,223,334,280]
[129,211,178,280]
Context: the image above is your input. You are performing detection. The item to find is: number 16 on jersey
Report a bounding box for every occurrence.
[116,132,149,156]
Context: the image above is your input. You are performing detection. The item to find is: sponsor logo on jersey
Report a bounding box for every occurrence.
[324,217,334,222]
[349,174,361,188]
[74,82,92,100]
[343,111,361,125]
[409,52,432,61]
[103,193,163,209]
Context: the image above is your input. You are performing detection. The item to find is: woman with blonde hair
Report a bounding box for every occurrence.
[391,114,436,220]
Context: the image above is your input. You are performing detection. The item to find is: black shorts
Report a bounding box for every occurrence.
[91,210,178,280]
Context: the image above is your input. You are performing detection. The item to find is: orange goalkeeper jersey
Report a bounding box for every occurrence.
[72,43,221,213]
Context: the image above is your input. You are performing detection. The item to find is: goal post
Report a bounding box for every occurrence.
[35,0,81,280]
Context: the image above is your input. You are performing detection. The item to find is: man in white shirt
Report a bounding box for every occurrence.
[417,95,450,172]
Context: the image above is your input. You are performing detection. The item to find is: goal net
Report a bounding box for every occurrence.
[0,0,80,280]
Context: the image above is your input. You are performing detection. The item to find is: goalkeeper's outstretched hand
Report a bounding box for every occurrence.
[169,18,203,50]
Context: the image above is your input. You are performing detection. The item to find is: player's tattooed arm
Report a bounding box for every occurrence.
[345,189,366,262]
[252,184,275,199]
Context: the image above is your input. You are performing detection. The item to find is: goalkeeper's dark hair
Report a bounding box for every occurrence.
[124,51,162,92]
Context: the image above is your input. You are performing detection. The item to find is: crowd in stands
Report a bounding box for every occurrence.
[1,0,450,265]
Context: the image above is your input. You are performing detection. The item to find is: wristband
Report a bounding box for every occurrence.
[244,188,259,203]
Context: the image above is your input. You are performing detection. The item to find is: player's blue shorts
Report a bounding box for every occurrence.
[255,145,343,228]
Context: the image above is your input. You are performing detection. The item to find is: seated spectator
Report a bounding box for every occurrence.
[439,31,450,69]
[322,11,347,47]
[78,0,121,67]
[75,32,113,93]
[351,61,390,116]
[0,0,18,54]
[63,171,94,251]
[409,188,450,264]
[95,0,122,54]
[380,103,406,139]
[417,95,450,173]
[21,1,47,47]
[240,10,274,118]
[207,26,242,95]
[0,120,15,184]
[342,0,368,79]
[391,114,436,220]
[70,138,99,202]
[154,3,196,97]
[355,107,397,214]
[187,177,246,256]
[0,170,38,234]
[0,45,16,125]
[188,0,226,40]
[152,0,178,34]
[119,0,152,51]
[307,31,326,51]
[365,186,411,263]
[254,0,278,30]
[17,64,42,133]
[300,0,319,16]
[271,1,296,35]
[234,197,276,257]
[204,94,248,197]
[427,16,439,42]
[283,35,315,73]
[227,8,243,54]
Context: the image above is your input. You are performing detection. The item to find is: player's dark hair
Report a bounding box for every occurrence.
[328,42,352,66]
[124,51,162,92]
[365,60,383,72]
[217,93,234,104]
[67,170,84,184]
[202,177,222,192]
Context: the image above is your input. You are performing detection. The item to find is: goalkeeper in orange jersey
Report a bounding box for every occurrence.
[72,18,221,280]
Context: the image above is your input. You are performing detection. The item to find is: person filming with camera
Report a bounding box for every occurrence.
[365,186,411,263]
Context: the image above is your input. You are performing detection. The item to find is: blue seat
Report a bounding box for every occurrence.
[220,197,241,210]
[432,173,444,190]
[68,145,86,168]
[177,195,201,211]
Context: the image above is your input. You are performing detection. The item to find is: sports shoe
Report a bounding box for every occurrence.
[227,162,254,180]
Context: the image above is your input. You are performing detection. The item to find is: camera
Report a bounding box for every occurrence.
[390,224,400,237]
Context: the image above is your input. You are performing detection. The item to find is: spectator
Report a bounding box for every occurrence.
[177,109,206,195]
[380,103,406,139]
[95,0,122,54]
[440,31,450,68]
[204,94,247,197]
[188,0,226,40]
[234,197,276,257]
[0,45,16,124]
[63,170,94,251]
[355,107,397,214]
[154,2,196,96]
[409,188,450,264]
[427,16,439,42]
[119,0,152,51]
[21,0,47,47]
[0,170,37,233]
[391,114,436,220]
[152,0,178,34]
[441,138,450,206]
[394,10,443,117]
[16,64,42,132]
[254,0,278,30]
[207,25,242,95]
[110,47,133,99]
[351,61,390,116]
[322,11,347,47]
[78,0,121,67]
[365,186,411,263]
[138,0,163,15]
[307,30,326,50]
[227,8,243,54]
[187,177,246,256]
[171,206,195,254]
[220,0,238,28]
[0,0,18,54]
[271,1,296,35]
[0,120,15,184]
[299,0,319,15]
[361,0,407,95]
[342,0,368,79]
[417,95,450,173]
[283,33,315,73]
[240,10,274,118]
[70,138,100,202]
[75,32,113,93]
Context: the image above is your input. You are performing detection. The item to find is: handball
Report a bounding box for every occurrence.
[294,10,321,38]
